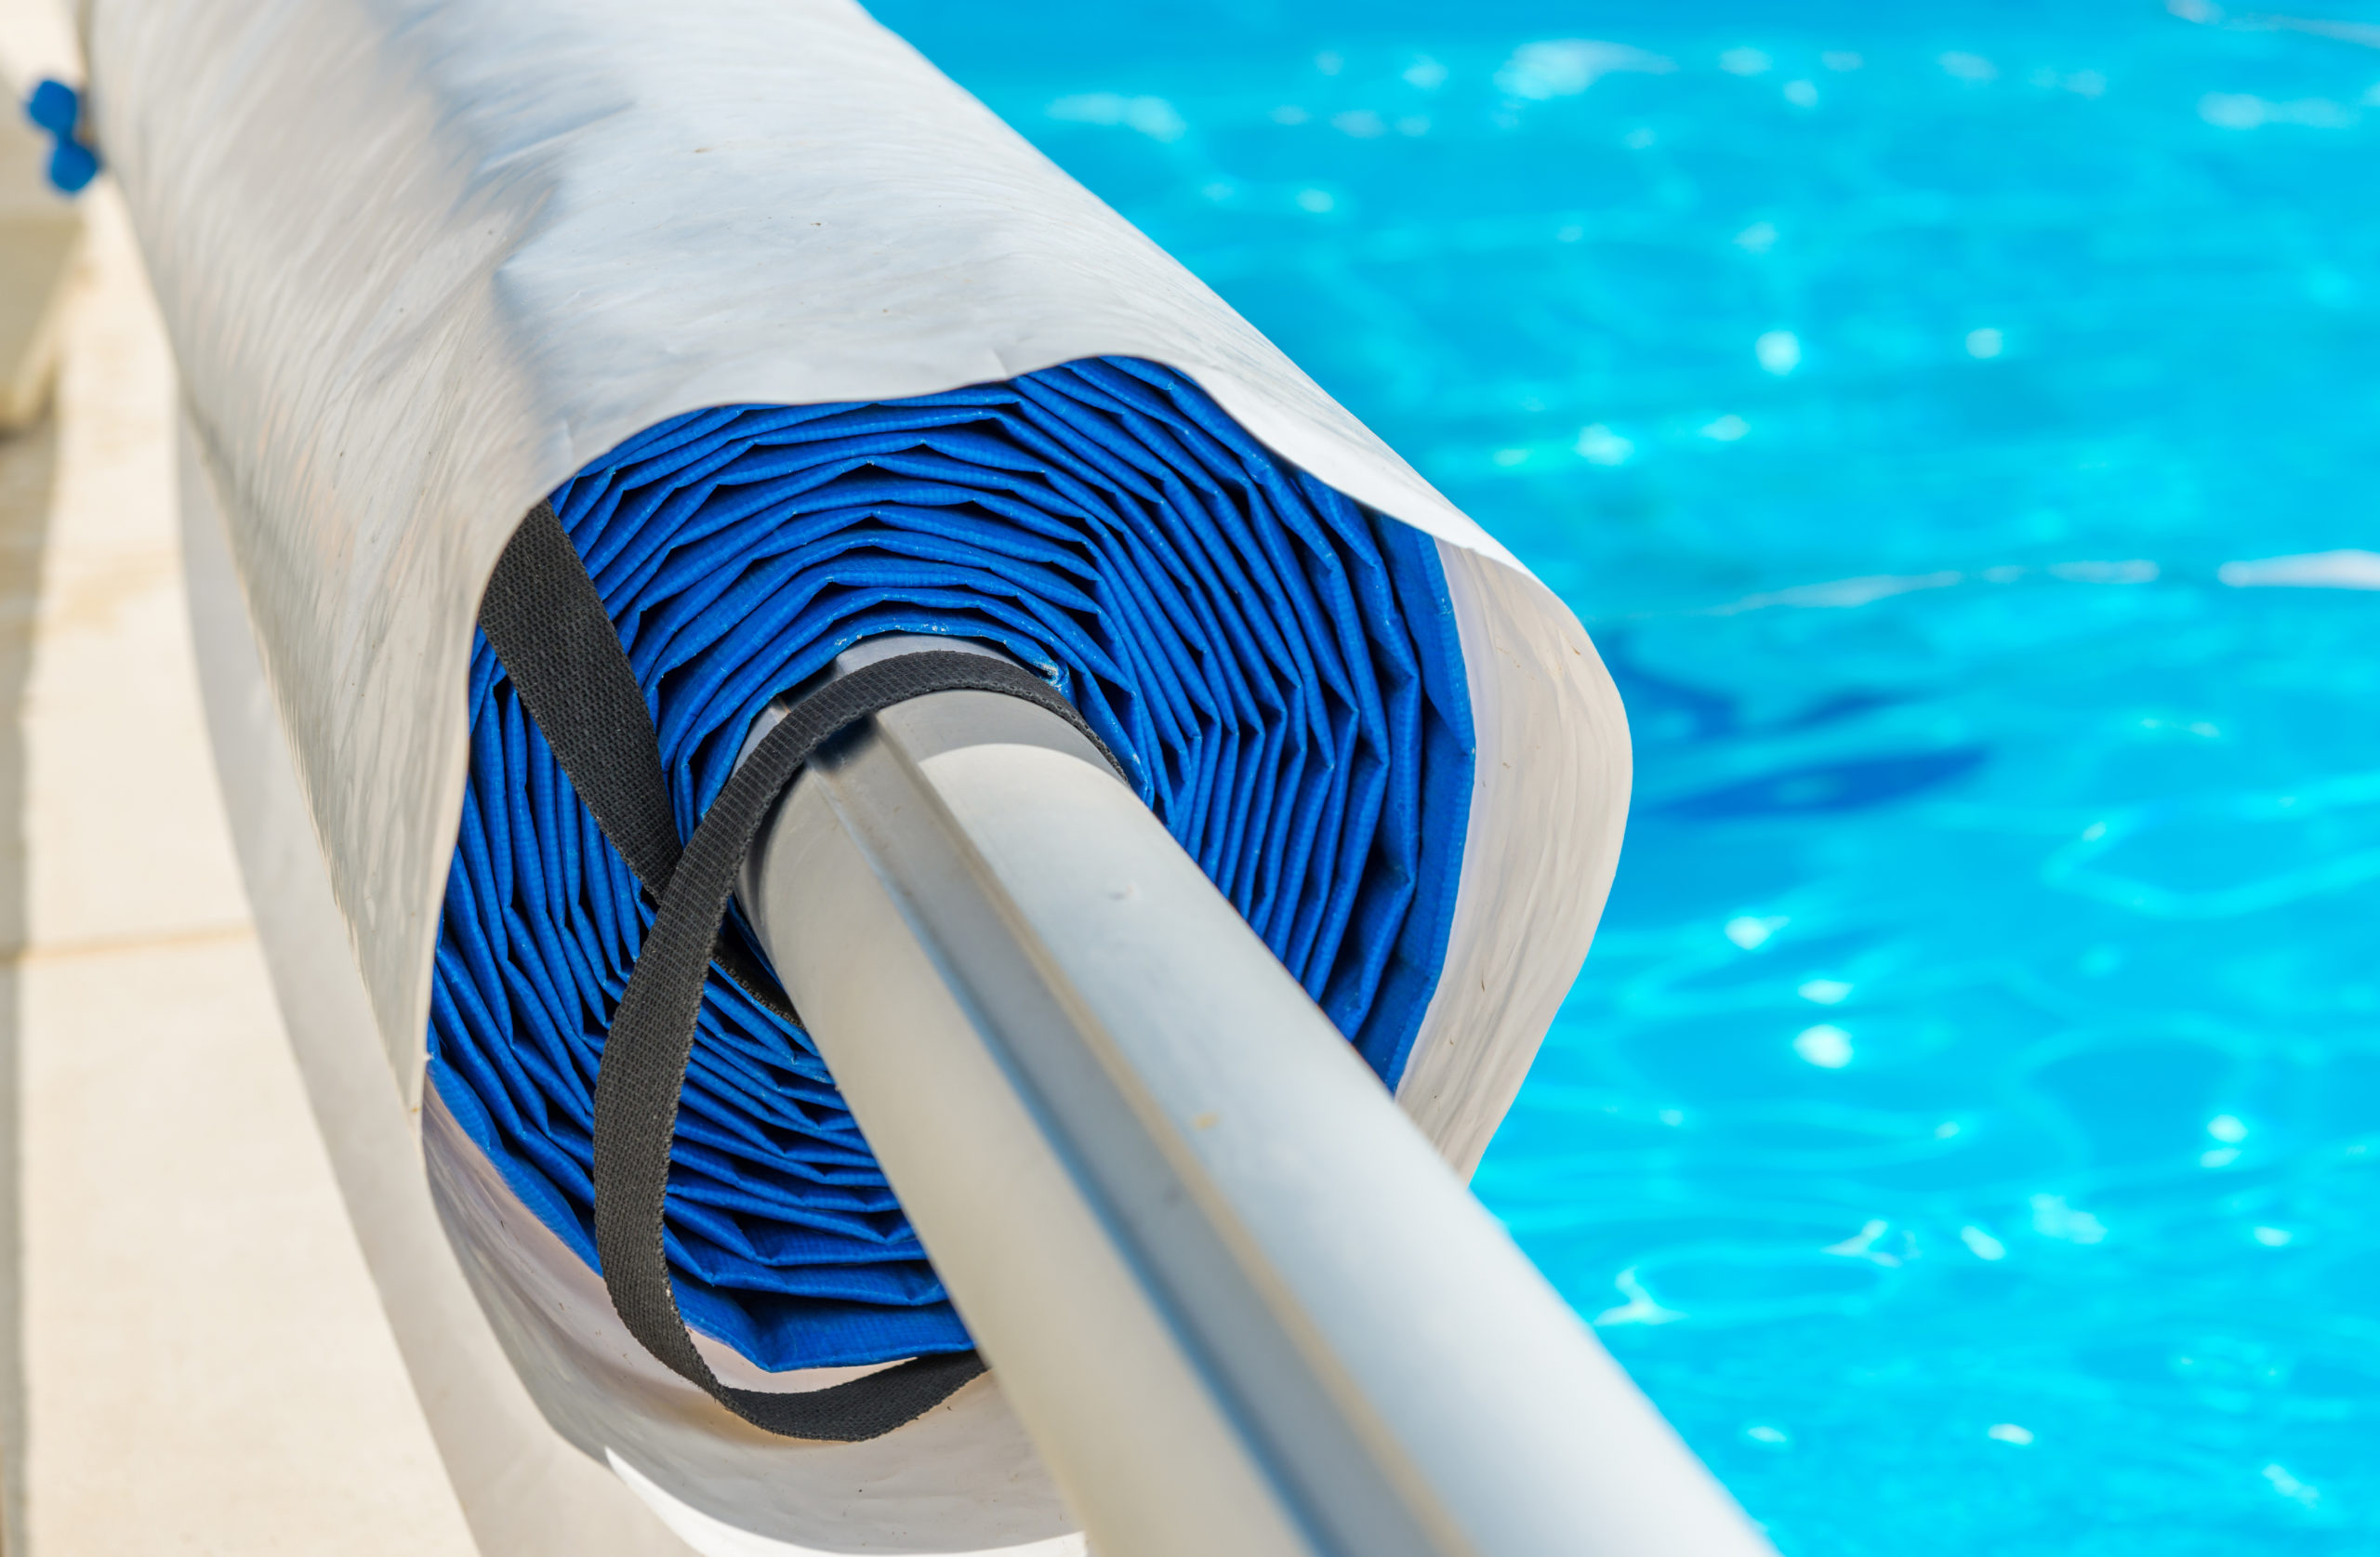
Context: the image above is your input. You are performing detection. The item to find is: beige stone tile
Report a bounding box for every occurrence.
[16,938,477,1556]
[20,194,254,949]
[0,0,74,96]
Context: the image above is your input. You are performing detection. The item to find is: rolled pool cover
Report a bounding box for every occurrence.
[442,359,1477,1381]
[97,0,1631,1551]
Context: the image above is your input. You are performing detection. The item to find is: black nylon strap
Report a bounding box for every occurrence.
[479,503,796,1022]
[591,651,1114,1437]
[477,504,681,892]
[477,506,1120,1440]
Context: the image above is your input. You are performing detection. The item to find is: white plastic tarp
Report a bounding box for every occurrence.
[88,0,1631,1550]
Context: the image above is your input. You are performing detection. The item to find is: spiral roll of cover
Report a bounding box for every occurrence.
[108,0,1640,1545]
[430,356,1475,1372]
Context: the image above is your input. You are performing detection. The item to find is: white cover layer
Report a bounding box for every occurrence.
[93,0,1632,1550]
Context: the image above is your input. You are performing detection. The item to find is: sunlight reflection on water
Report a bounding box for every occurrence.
[853,2,2380,1548]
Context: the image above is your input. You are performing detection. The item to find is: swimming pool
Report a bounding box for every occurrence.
[866,2,2380,1549]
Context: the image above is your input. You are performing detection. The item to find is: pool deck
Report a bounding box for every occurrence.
[1,6,478,1551]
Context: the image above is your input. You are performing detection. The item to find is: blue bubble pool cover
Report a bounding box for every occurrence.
[429,356,1475,1371]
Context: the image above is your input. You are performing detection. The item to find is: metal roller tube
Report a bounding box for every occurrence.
[735,639,1772,1557]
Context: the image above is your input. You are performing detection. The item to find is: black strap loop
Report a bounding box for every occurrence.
[479,503,794,1021]
[476,503,1117,1440]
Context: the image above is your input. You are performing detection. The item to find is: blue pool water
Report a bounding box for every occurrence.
[867,2,2380,1549]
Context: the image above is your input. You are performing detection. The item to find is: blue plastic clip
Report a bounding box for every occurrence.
[24,78,100,195]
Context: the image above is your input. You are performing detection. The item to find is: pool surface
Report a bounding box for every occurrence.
[866,2,2380,1550]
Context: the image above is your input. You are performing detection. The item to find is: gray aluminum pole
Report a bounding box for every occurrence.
[734,638,1774,1557]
